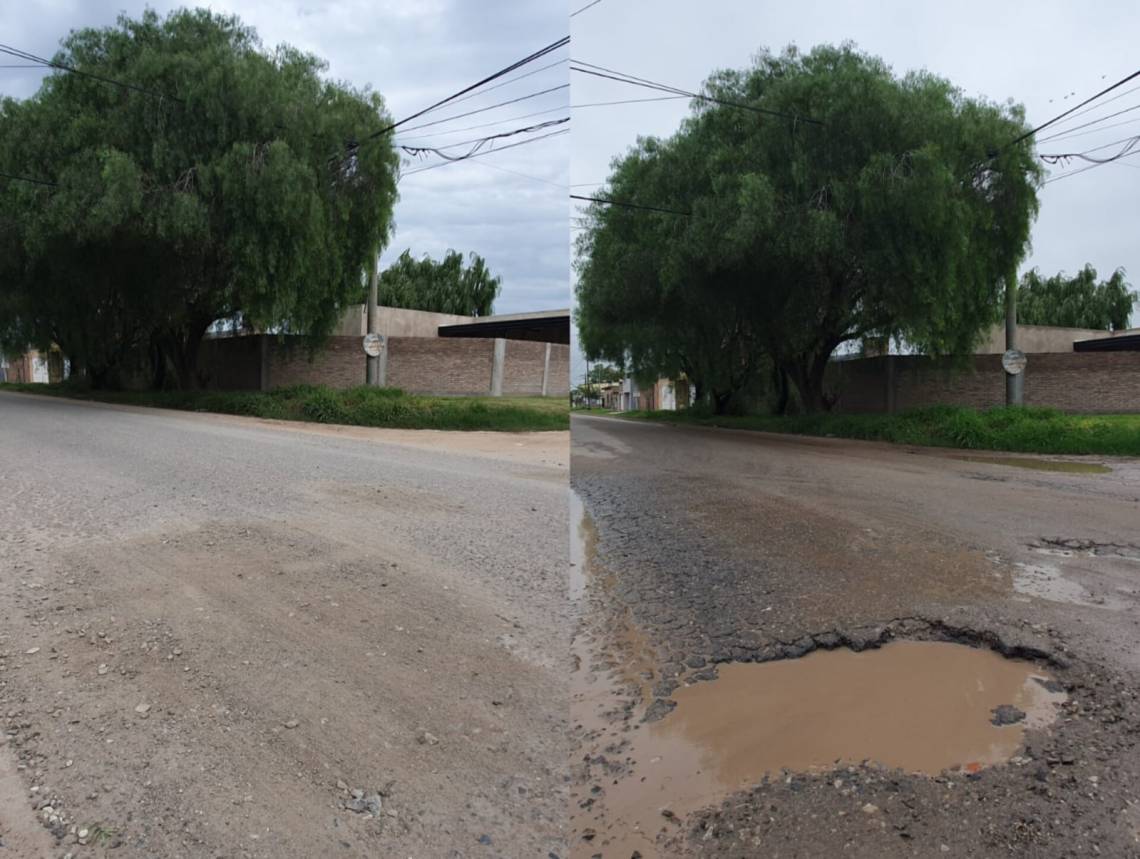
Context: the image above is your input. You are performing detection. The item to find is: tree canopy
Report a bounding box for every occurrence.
[1017,265,1134,331]
[0,8,399,388]
[575,44,1043,412]
[377,249,501,317]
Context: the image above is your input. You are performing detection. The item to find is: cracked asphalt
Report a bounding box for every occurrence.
[570,413,1140,858]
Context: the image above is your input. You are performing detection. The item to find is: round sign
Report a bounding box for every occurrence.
[1002,348,1027,375]
[362,333,384,357]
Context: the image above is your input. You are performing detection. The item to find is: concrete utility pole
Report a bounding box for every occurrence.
[366,247,380,386]
[1004,272,1025,406]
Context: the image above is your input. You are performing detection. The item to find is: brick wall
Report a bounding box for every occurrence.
[386,337,495,395]
[545,344,570,396]
[831,352,1140,414]
[502,340,547,395]
[201,334,568,397]
[267,337,365,389]
[199,337,263,391]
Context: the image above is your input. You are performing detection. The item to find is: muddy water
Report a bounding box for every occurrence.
[571,495,1068,858]
[962,455,1111,474]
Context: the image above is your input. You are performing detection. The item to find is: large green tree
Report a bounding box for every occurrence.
[0,8,398,388]
[377,249,501,316]
[1017,265,1134,330]
[576,44,1043,413]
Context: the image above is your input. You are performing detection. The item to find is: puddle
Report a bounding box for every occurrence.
[962,456,1110,475]
[569,490,594,601]
[1012,560,1126,608]
[575,640,1065,857]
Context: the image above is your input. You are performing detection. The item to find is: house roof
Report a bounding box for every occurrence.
[437,309,570,344]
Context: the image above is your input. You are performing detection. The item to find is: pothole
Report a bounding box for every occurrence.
[580,640,1066,857]
[961,455,1111,475]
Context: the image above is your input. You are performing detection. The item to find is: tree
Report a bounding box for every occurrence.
[377,249,501,317]
[587,363,623,384]
[1017,265,1134,330]
[0,8,398,388]
[576,44,1043,413]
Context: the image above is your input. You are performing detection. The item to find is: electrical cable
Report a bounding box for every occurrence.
[360,35,569,143]
[400,127,569,177]
[1002,67,1140,149]
[570,61,822,124]
[0,42,183,102]
[570,193,691,215]
[400,117,569,161]
[571,0,603,17]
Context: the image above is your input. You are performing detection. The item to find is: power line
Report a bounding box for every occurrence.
[1032,101,1140,143]
[0,42,184,102]
[0,170,57,187]
[465,158,568,189]
[1038,82,1140,133]
[1035,114,1140,145]
[1038,133,1140,164]
[570,60,823,125]
[1003,67,1140,149]
[360,35,569,143]
[435,57,568,111]
[386,84,569,135]
[394,95,683,145]
[1043,147,1140,184]
[400,117,569,161]
[401,127,569,177]
[570,193,691,216]
[571,0,604,16]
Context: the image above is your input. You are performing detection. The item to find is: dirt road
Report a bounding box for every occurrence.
[571,413,1140,858]
[0,392,569,858]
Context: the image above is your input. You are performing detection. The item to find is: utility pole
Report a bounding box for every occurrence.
[585,357,591,410]
[366,247,380,386]
[1004,272,1025,406]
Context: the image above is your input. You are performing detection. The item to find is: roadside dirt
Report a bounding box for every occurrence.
[0,396,569,858]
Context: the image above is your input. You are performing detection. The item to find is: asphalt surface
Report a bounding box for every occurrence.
[571,413,1140,858]
[0,392,569,858]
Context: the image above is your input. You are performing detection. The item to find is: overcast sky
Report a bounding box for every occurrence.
[570,0,1140,382]
[0,0,569,315]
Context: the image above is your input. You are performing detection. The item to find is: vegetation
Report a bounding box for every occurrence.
[0,8,398,390]
[576,44,1043,414]
[0,383,567,431]
[623,405,1140,456]
[1017,265,1135,330]
[378,249,502,317]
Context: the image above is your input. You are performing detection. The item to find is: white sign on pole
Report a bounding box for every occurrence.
[362,333,384,357]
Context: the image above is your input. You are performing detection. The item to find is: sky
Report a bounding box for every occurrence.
[569,0,1140,383]
[0,0,569,315]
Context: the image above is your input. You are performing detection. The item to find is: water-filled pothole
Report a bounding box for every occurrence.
[585,641,1066,856]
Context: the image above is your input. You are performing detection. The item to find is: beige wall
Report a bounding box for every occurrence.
[974,323,1134,354]
[332,305,474,338]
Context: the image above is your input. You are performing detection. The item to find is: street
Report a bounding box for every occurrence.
[0,392,569,858]
[571,413,1140,858]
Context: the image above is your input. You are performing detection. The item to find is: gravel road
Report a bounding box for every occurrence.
[0,392,570,858]
[571,413,1140,858]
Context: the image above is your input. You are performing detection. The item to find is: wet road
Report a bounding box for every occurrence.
[570,413,1140,858]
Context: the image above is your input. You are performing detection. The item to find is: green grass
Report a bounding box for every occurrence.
[620,404,1140,457]
[0,382,568,432]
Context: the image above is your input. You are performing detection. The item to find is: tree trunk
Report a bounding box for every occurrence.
[164,316,213,390]
[787,353,832,414]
